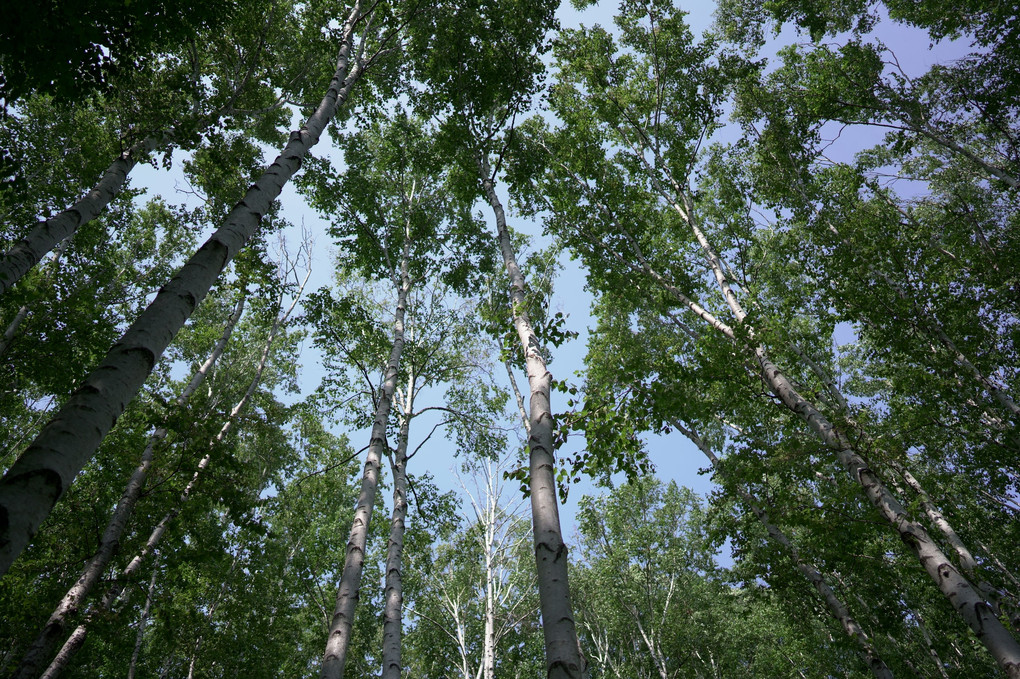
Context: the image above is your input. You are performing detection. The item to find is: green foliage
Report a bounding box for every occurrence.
[4,1,1020,677]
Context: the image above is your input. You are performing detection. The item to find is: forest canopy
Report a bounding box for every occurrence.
[1,0,1019,677]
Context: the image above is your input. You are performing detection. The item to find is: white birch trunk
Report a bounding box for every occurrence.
[320,234,411,679]
[0,304,28,357]
[0,237,72,358]
[127,551,160,679]
[0,136,160,296]
[0,0,368,576]
[618,138,1020,675]
[477,153,582,679]
[755,343,1020,676]
[10,292,246,679]
[381,380,413,679]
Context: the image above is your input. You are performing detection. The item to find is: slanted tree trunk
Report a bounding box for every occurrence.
[672,419,894,679]
[321,232,411,679]
[0,34,280,299]
[127,551,160,679]
[0,0,371,576]
[0,136,160,296]
[38,273,303,679]
[477,152,582,679]
[677,205,1020,675]
[381,373,413,679]
[0,237,72,358]
[10,291,246,679]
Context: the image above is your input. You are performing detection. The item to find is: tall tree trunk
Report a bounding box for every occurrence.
[576,144,1020,674]
[477,152,582,679]
[752,349,1020,674]
[0,34,279,299]
[672,419,894,679]
[320,233,411,679]
[37,275,300,679]
[127,551,160,679]
[186,544,241,679]
[0,0,370,577]
[0,137,160,296]
[381,375,413,679]
[561,156,1020,675]
[11,291,246,679]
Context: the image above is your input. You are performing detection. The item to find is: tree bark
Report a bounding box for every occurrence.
[320,231,411,679]
[753,346,1020,676]
[0,136,160,296]
[0,0,368,577]
[605,130,1020,675]
[127,551,160,679]
[381,378,413,679]
[10,292,246,679]
[0,237,72,358]
[477,152,582,679]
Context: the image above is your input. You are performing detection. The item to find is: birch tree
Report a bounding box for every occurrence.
[537,0,1020,673]
[409,0,584,673]
[35,257,308,677]
[0,0,391,576]
[301,110,485,678]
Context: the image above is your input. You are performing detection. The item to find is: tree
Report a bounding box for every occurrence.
[0,0,390,576]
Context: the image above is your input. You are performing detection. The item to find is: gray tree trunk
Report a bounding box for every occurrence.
[0,137,159,296]
[381,379,413,679]
[596,139,1020,676]
[320,233,411,679]
[127,551,160,679]
[0,0,368,576]
[477,152,582,679]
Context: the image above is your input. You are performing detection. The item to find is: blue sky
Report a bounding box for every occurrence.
[129,0,975,557]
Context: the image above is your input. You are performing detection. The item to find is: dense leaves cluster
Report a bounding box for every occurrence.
[1,0,1020,677]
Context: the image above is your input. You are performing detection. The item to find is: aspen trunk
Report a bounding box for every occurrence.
[754,346,1020,676]
[477,152,582,679]
[482,528,497,679]
[0,35,277,298]
[11,292,246,679]
[381,384,412,679]
[187,545,241,679]
[320,235,411,679]
[127,552,160,679]
[0,237,71,358]
[475,461,498,679]
[0,304,28,357]
[0,0,368,576]
[38,279,298,679]
[673,419,894,679]
[0,136,160,296]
